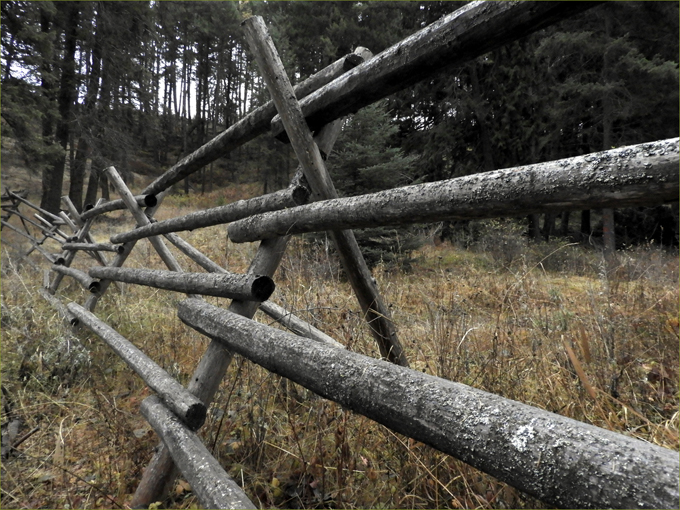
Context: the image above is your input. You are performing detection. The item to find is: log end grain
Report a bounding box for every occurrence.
[88,281,101,294]
[144,194,158,208]
[185,401,207,431]
[251,275,276,301]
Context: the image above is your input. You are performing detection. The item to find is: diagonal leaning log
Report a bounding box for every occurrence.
[243,15,409,367]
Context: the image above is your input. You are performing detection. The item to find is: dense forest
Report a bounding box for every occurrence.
[2,1,678,247]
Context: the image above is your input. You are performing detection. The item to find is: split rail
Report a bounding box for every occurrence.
[2,3,679,509]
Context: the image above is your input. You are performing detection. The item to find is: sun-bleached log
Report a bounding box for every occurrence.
[51,264,100,294]
[62,242,125,254]
[229,138,680,243]
[141,48,371,197]
[110,180,310,245]
[140,396,256,509]
[88,267,275,302]
[178,298,679,510]
[79,194,157,221]
[68,303,206,431]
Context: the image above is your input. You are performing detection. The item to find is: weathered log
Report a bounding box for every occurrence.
[67,303,206,430]
[229,138,680,243]
[110,181,310,245]
[88,267,275,302]
[141,48,372,197]
[62,242,124,254]
[271,2,598,139]
[140,396,256,509]
[60,196,112,268]
[244,16,408,367]
[48,204,100,294]
[163,232,227,274]
[259,300,344,348]
[51,264,100,294]
[131,109,347,509]
[105,167,187,277]
[38,288,78,327]
[34,214,71,241]
[79,194,157,221]
[178,298,679,510]
[0,219,59,263]
[84,192,168,312]
[6,190,63,223]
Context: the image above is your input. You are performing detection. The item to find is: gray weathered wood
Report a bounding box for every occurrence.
[229,138,680,243]
[178,298,679,510]
[271,1,598,138]
[105,166,187,276]
[79,194,157,221]
[142,48,370,197]
[34,214,71,241]
[51,264,100,293]
[163,232,227,274]
[110,181,310,245]
[131,105,348,510]
[38,288,78,326]
[140,396,256,509]
[62,242,125,254]
[67,303,207,430]
[259,300,344,348]
[88,266,275,302]
[244,16,408,366]
[6,190,63,223]
[84,192,168,312]
[0,220,58,262]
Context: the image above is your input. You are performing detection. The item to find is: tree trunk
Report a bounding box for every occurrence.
[601,4,616,256]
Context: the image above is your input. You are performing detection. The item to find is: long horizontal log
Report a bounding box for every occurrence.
[177,298,679,510]
[140,396,256,509]
[141,49,370,197]
[62,242,125,254]
[229,138,680,243]
[51,264,100,294]
[67,303,207,430]
[79,194,157,221]
[88,267,275,301]
[271,2,598,139]
[258,300,344,348]
[110,180,310,245]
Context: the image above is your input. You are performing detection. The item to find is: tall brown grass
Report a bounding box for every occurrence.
[1,194,678,509]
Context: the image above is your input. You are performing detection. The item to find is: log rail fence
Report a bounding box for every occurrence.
[1,3,678,509]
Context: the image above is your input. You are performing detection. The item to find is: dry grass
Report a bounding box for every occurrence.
[1,189,678,509]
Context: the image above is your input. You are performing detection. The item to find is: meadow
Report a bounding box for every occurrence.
[1,184,678,509]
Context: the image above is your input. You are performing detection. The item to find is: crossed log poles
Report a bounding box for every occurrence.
[7,2,678,509]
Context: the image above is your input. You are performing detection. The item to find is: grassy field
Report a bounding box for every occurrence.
[1,184,678,509]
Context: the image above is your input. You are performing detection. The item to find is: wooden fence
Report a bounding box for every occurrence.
[2,3,679,509]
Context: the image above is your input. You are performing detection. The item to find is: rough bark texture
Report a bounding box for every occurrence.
[243,16,408,367]
[142,49,370,197]
[88,267,275,302]
[51,264,100,293]
[178,298,679,510]
[140,396,256,509]
[62,242,124,254]
[270,2,598,138]
[79,194,157,221]
[109,183,309,245]
[68,303,206,431]
[229,138,679,243]
[105,167,184,275]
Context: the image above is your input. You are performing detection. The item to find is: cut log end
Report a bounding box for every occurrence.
[291,184,311,205]
[144,194,158,208]
[185,402,207,431]
[88,281,101,294]
[251,275,276,301]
